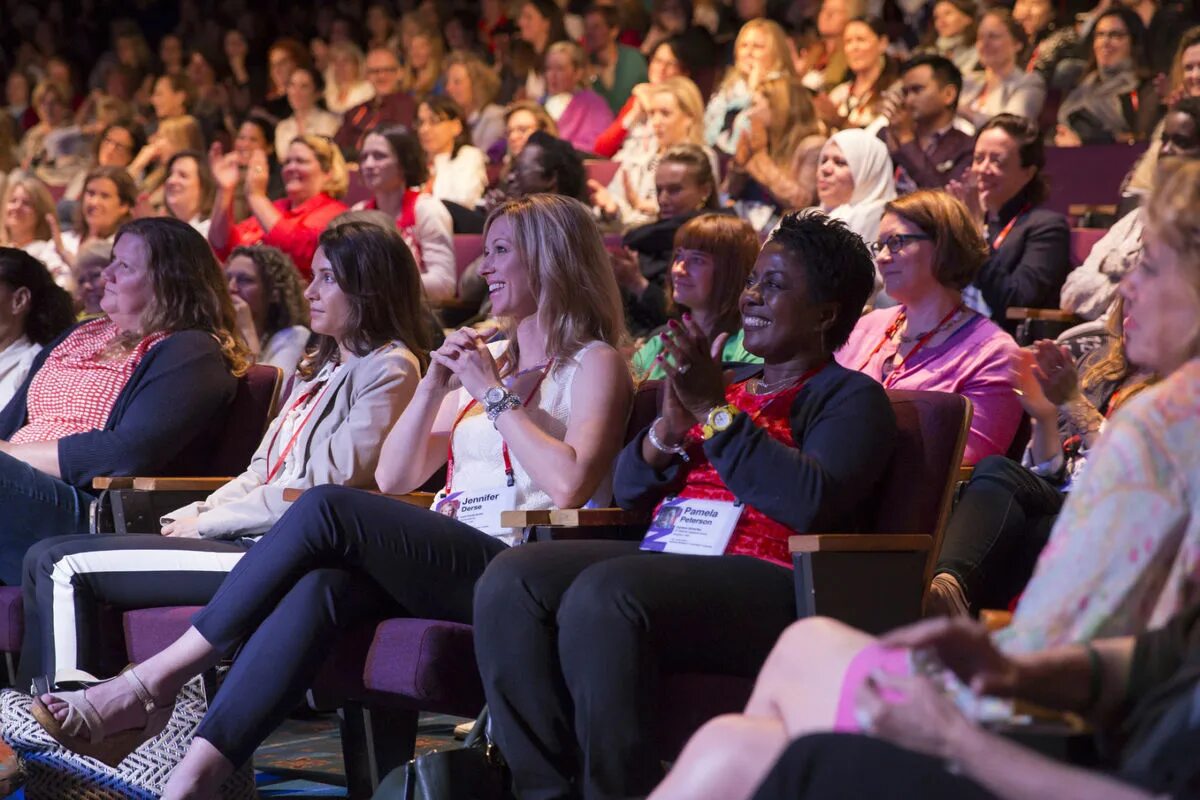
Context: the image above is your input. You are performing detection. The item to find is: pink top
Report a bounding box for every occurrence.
[836,307,1022,464]
[553,90,616,154]
[10,319,168,444]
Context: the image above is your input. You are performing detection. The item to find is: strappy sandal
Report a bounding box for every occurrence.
[30,669,174,768]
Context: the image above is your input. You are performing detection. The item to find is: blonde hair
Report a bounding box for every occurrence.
[648,76,706,146]
[546,41,590,90]
[0,172,57,244]
[328,40,367,79]
[292,134,350,198]
[505,100,559,137]
[402,27,445,96]
[723,19,795,91]
[1146,158,1200,357]
[483,194,627,372]
[141,115,205,194]
[446,51,502,109]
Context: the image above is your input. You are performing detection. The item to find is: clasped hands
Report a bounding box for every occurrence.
[653,315,731,445]
[427,326,505,402]
[1009,340,1079,421]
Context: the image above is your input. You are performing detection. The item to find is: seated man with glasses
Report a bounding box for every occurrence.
[333,47,417,160]
[838,189,1023,465]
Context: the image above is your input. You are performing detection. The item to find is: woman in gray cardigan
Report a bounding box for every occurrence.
[16,220,432,685]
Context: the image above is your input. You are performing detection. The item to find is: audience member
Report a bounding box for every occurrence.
[0,217,246,585]
[161,150,216,237]
[824,17,899,130]
[959,9,1046,130]
[541,41,615,153]
[18,81,86,186]
[323,41,375,115]
[274,67,340,162]
[146,73,193,132]
[222,29,263,119]
[224,245,311,381]
[800,0,859,92]
[332,47,417,160]
[63,122,143,205]
[518,0,572,99]
[0,173,71,288]
[838,190,1023,465]
[923,0,978,74]
[261,39,308,122]
[56,166,137,266]
[1013,0,1080,90]
[594,37,700,159]
[705,19,794,156]
[0,249,75,408]
[70,242,111,317]
[879,55,973,192]
[444,52,506,154]
[127,115,205,211]
[585,4,650,115]
[416,97,489,209]
[814,128,896,260]
[400,27,446,97]
[209,134,349,280]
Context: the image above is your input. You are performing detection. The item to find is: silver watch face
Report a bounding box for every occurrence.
[712,409,734,428]
[485,386,507,405]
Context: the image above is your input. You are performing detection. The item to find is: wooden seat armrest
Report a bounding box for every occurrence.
[980,609,1013,632]
[130,477,235,491]
[788,534,934,553]
[92,477,135,490]
[1005,308,1081,323]
[280,488,436,508]
[499,508,651,528]
[957,465,975,483]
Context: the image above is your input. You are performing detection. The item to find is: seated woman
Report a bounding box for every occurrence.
[0,249,75,408]
[611,144,721,336]
[1055,8,1158,147]
[19,220,431,684]
[541,41,615,153]
[1014,0,1080,90]
[958,10,1046,131]
[923,0,977,74]
[0,218,246,586]
[126,115,205,213]
[594,36,701,160]
[591,76,711,228]
[224,245,311,382]
[323,41,375,116]
[227,114,286,223]
[632,213,762,378]
[273,67,341,162]
[726,76,827,233]
[950,114,1070,330]
[416,97,489,209]
[930,299,1156,615]
[55,166,137,267]
[354,125,456,304]
[208,133,349,281]
[18,80,86,188]
[0,172,71,289]
[838,190,1023,465]
[813,128,896,272]
[62,122,144,205]
[472,210,897,800]
[704,19,794,157]
[399,25,445,97]
[444,51,506,154]
[162,151,216,238]
[824,17,899,130]
[70,242,111,318]
[34,194,632,797]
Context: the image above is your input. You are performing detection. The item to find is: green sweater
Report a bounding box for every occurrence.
[632,327,762,381]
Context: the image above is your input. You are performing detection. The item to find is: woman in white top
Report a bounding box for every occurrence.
[224,244,312,382]
[0,172,71,289]
[37,194,633,798]
[23,218,431,692]
[323,41,375,115]
[355,125,457,303]
[273,67,341,162]
[444,51,507,154]
[54,166,136,267]
[416,96,489,208]
[0,248,75,409]
[163,151,216,239]
[959,9,1047,130]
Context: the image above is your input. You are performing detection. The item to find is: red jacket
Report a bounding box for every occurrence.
[214,193,347,280]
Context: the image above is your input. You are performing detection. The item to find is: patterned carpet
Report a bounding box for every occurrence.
[0,711,467,798]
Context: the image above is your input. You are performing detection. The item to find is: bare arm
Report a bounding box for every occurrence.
[0,440,62,478]
[374,378,459,494]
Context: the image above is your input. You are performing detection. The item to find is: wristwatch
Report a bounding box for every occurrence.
[701,403,739,441]
[484,385,522,425]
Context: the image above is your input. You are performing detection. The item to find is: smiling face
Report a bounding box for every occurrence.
[648,43,683,83]
[98,126,136,167]
[740,243,826,362]
[648,92,691,149]
[416,103,461,157]
[83,177,131,237]
[286,69,318,113]
[480,215,538,319]
[1013,0,1053,39]
[150,76,187,119]
[1183,44,1200,98]
[506,109,541,157]
[735,27,770,76]
[816,140,855,209]
[225,254,268,331]
[1120,232,1200,374]
[268,47,298,93]
[670,248,716,311]
[1092,14,1132,70]
[445,63,474,110]
[874,212,938,304]
[281,141,330,203]
[656,161,707,218]
[975,14,1020,71]
[164,156,202,220]
[518,2,551,47]
[4,185,39,242]
[365,49,403,95]
[1159,111,1200,159]
[509,143,556,195]
[842,20,887,73]
[100,234,156,331]
[933,1,973,39]
[971,127,1036,212]
[304,247,353,340]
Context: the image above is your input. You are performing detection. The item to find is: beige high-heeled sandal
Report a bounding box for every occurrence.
[30,669,174,768]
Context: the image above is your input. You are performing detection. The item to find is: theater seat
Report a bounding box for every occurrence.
[0,587,22,684]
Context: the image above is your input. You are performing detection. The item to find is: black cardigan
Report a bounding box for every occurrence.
[0,325,238,489]
[614,362,897,536]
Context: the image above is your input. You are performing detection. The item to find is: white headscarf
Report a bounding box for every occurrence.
[821,128,897,245]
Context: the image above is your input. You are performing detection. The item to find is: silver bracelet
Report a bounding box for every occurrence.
[647,416,689,462]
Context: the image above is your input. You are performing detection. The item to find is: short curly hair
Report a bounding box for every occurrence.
[767,210,877,353]
[228,245,310,334]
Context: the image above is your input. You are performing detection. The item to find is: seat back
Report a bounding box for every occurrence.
[1042,144,1147,216]
[202,364,284,476]
[626,379,661,443]
[1070,227,1106,267]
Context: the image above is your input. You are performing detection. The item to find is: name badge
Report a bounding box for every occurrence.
[640,496,744,556]
[435,484,519,538]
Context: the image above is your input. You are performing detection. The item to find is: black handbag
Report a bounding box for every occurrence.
[373,707,513,800]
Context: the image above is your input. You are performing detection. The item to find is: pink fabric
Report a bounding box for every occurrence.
[837,307,1023,464]
[554,90,616,154]
[833,644,912,732]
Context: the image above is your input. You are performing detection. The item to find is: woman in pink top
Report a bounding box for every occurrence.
[837,190,1022,464]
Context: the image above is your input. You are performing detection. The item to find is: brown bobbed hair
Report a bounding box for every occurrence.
[300,219,433,379]
[671,214,761,335]
[113,217,249,375]
[883,190,989,291]
[75,166,138,239]
[483,194,627,375]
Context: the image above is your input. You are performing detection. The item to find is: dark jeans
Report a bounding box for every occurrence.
[185,484,508,766]
[0,450,92,586]
[936,455,1064,611]
[473,541,796,800]
[750,733,998,799]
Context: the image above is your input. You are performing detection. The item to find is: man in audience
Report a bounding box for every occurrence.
[878,54,974,193]
[584,5,649,115]
[333,47,416,160]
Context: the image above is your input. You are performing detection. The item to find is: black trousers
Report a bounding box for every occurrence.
[18,534,252,686]
[750,733,999,799]
[935,455,1064,611]
[473,541,796,800]
[176,484,508,766]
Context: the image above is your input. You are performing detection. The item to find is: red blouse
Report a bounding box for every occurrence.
[658,379,806,568]
[213,193,348,281]
[10,319,168,444]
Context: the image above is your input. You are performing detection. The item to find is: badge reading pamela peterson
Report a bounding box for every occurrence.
[639,496,744,556]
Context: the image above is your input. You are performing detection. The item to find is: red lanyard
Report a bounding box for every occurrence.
[990,204,1030,251]
[445,360,553,492]
[264,379,336,483]
[857,306,962,387]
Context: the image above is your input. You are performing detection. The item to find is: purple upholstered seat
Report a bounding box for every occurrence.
[122,606,200,663]
[361,619,483,718]
[0,586,23,653]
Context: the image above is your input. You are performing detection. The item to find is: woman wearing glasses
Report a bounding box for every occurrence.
[837,190,1022,465]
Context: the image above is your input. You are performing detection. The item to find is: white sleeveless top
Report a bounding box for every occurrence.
[436,340,613,545]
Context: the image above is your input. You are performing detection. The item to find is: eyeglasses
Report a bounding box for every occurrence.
[1094,30,1130,40]
[101,136,134,153]
[869,233,931,256]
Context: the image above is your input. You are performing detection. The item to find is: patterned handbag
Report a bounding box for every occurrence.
[0,674,258,799]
